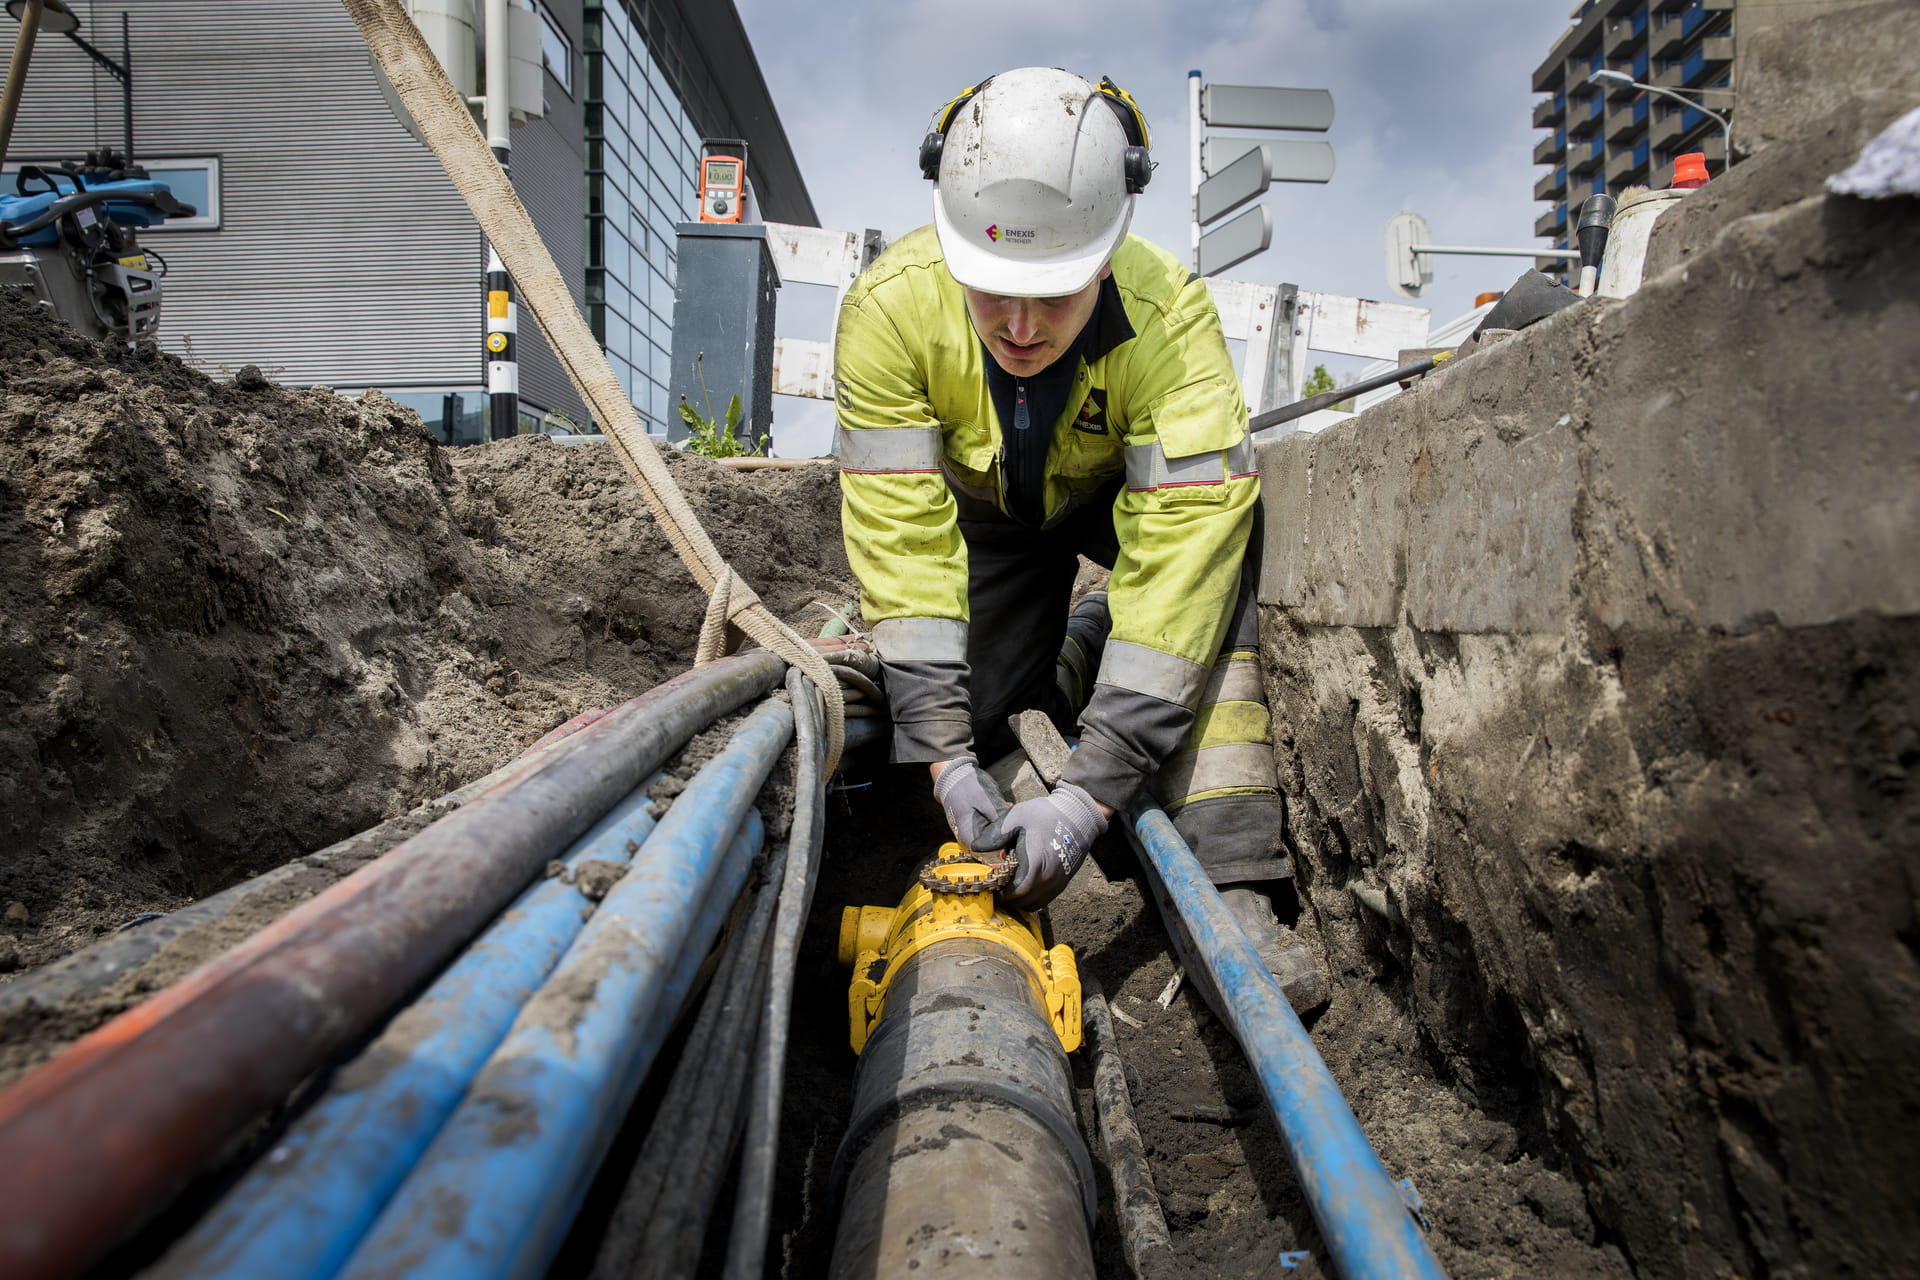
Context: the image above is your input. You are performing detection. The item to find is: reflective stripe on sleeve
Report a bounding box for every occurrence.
[1123,434,1256,491]
[1198,657,1265,709]
[872,616,968,663]
[1188,700,1274,750]
[836,425,944,473]
[1097,639,1209,708]
[1155,742,1281,800]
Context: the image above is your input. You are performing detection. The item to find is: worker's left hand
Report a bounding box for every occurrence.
[979,781,1108,913]
[932,755,1009,848]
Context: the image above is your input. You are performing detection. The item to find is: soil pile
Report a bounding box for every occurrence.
[0,291,854,975]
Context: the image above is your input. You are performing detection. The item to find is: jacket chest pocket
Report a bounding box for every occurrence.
[1053,387,1123,481]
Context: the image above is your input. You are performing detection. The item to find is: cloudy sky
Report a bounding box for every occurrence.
[731,0,1576,450]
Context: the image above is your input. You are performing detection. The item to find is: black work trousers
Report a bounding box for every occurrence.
[955,485,1292,887]
[956,486,1121,765]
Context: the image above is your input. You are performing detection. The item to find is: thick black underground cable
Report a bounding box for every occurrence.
[1,720,578,1015]
[0,651,788,1280]
[1083,977,1176,1278]
[631,859,784,1280]
[637,928,778,1280]
[586,834,788,1280]
[721,671,829,1280]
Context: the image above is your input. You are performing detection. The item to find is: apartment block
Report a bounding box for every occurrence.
[1532,0,1736,253]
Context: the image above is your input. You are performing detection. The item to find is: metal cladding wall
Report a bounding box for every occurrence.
[8,0,481,392]
[7,0,806,432]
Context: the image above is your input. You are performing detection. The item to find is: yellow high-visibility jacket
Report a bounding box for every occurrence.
[835,226,1257,805]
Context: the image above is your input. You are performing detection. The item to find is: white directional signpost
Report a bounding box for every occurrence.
[1197,206,1273,279]
[1382,209,1580,300]
[1189,71,1335,277]
[1202,138,1336,186]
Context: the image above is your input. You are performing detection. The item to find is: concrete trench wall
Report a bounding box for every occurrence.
[1252,19,1919,1275]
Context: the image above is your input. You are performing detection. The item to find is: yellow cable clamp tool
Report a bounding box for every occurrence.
[838,843,1082,1055]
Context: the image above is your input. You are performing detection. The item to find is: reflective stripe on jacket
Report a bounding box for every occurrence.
[835,227,1257,770]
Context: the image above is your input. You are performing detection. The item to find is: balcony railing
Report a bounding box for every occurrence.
[1535,205,1567,239]
[1606,101,1645,144]
[1569,134,1606,176]
[1534,95,1565,127]
[1651,14,1684,57]
[1682,35,1733,86]
[1681,0,1732,38]
[1606,6,1649,54]
[1650,104,1682,148]
[1567,90,1604,137]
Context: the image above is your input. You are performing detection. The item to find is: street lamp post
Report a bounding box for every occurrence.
[3,0,134,163]
[1587,67,1732,166]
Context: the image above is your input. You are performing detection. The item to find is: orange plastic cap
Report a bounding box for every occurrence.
[1474,292,1503,307]
[1671,152,1709,189]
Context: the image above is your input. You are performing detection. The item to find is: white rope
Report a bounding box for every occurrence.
[340,0,845,770]
[696,566,753,665]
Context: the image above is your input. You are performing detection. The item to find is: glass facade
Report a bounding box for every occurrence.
[382,390,492,448]
[582,1,710,433]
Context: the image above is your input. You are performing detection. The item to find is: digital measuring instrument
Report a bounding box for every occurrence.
[698,154,745,223]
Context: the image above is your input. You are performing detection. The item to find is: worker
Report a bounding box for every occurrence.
[834,67,1328,1014]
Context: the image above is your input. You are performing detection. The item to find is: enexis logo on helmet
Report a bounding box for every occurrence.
[985,224,1000,242]
[984,224,1037,247]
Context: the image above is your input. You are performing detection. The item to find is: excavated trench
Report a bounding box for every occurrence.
[4,12,1917,1260]
[0,292,1628,1277]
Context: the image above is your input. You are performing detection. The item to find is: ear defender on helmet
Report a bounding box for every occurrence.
[918,78,992,181]
[918,72,1152,193]
[1096,75,1154,194]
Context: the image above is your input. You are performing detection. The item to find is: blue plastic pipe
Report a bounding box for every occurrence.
[339,697,795,1280]
[1127,802,1450,1280]
[143,779,671,1280]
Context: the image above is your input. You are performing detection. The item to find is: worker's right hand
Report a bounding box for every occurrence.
[931,756,1010,849]
[981,781,1108,913]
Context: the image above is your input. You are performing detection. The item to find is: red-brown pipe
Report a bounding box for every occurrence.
[0,651,786,1280]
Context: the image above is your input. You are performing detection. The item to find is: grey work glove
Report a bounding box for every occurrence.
[932,756,1010,848]
[981,781,1108,913]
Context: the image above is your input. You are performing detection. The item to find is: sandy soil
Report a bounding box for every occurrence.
[0,293,1622,1276]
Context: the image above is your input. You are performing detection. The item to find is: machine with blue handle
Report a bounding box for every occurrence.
[0,159,194,343]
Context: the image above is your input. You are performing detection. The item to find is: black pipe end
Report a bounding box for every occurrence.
[1576,193,1617,269]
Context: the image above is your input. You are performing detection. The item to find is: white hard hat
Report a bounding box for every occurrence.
[928,68,1138,298]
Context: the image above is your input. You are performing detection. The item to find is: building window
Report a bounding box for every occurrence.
[538,3,574,94]
[379,390,490,447]
[134,157,222,231]
[6,156,222,231]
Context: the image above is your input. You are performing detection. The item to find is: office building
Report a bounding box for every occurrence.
[5,0,812,444]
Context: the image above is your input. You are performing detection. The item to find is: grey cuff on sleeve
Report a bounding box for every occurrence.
[881,658,975,764]
[1059,736,1143,812]
[1061,682,1197,812]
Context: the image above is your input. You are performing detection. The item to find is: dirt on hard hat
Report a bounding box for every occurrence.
[0,291,1620,1277]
